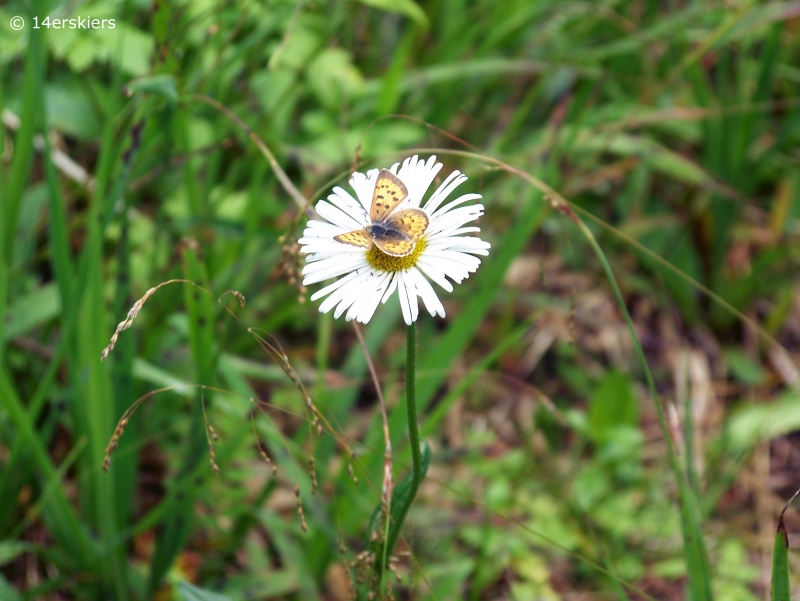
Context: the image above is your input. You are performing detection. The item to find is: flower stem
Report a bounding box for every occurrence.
[405,321,423,507]
[382,322,422,569]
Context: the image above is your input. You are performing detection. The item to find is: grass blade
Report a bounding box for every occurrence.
[771,520,790,601]
[772,488,799,601]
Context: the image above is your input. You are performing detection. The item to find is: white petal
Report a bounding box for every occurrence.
[443,238,491,255]
[300,242,362,256]
[424,171,467,214]
[328,187,369,226]
[332,270,381,319]
[315,200,364,231]
[397,154,442,208]
[431,194,483,220]
[350,169,380,212]
[347,272,391,324]
[415,258,454,292]
[312,271,359,302]
[302,255,367,285]
[315,273,365,315]
[299,220,345,243]
[381,274,398,303]
[409,267,445,318]
[399,272,419,323]
[397,276,412,325]
[428,205,485,235]
[427,234,491,254]
[428,226,482,241]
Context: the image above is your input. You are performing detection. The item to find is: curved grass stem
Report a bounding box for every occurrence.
[575,220,713,601]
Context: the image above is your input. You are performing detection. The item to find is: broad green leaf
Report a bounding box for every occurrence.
[0,541,34,565]
[306,48,364,111]
[45,81,101,139]
[267,20,320,71]
[727,392,800,450]
[125,74,178,102]
[132,358,192,395]
[64,36,95,71]
[0,574,21,601]
[587,370,638,446]
[0,9,26,63]
[724,349,765,385]
[178,582,235,601]
[251,69,296,114]
[98,25,155,77]
[2,283,61,341]
[356,0,429,28]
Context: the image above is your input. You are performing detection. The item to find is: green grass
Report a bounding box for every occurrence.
[2,0,800,599]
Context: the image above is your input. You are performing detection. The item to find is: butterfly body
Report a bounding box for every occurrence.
[366,222,410,241]
[334,169,429,257]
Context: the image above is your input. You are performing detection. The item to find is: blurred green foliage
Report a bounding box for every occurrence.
[2,0,800,599]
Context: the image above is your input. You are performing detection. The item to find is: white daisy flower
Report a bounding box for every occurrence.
[299,155,490,325]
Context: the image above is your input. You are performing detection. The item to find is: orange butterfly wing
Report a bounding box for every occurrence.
[370,170,409,222]
[333,229,372,249]
[372,239,415,257]
[384,209,429,241]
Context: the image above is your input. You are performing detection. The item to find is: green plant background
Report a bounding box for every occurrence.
[2,0,800,599]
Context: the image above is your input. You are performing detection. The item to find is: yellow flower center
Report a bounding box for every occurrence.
[366,237,427,272]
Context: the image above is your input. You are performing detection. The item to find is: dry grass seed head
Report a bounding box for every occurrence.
[309,456,318,495]
[277,234,306,303]
[295,484,307,532]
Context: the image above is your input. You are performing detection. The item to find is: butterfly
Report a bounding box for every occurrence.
[334,170,429,257]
